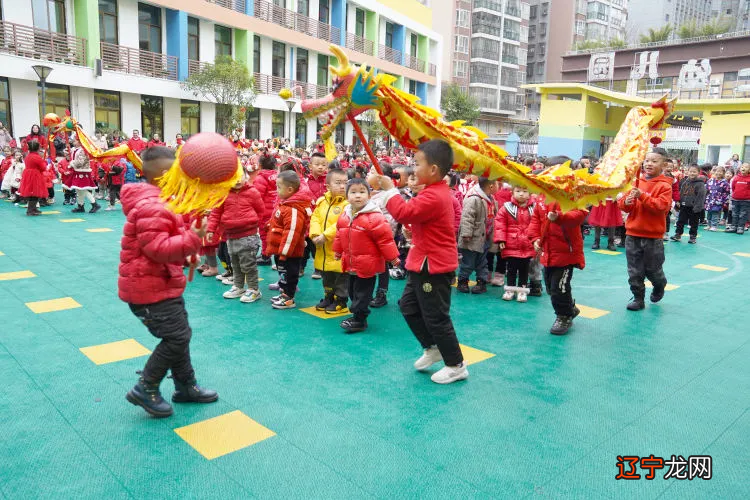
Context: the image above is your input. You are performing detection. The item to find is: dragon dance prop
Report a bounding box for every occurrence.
[301,45,674,211]
[43,112,143,171]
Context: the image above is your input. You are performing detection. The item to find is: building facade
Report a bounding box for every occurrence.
[0,0,442,147]
[627,0,713,42]
[715,0,750,29]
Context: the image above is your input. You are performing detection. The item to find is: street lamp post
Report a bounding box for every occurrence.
[32,65,53,129]
[285,98,296,148]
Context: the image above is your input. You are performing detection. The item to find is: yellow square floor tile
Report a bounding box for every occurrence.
[451,280,477,287]
[576,304,611,319]
[645,281,680,291]
[459,344,496,366]
[60,218,85,223]
[86,228,113,233]
[0,251,4,256]
[299,306,349,319]
[41,211,61,215]
[693,264,727,272]
[79,339,151,365]
[174,410,276,460]
[734,252,750,258]
[0,270,36,281]
[25,297,82,314]
[592,249,622,256]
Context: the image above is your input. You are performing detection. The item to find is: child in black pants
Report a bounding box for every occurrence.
[670,165,706,244]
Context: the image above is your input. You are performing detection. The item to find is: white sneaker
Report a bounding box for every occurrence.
[414,346,443,371]
[431,363,469,384]
[271,263,277,270]
[502,290,515,301]
[221,276,234,286]
[517,291,528,303]
[223,286,246,299]
[311,270,322,279]
[269,281,280,290]
[491,274,505,287]
[104,205,117,211]
[240,289,262,303]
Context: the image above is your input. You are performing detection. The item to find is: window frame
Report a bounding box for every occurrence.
[188,16,200,61]
[137,2,162,54]
[272,41,286,78]
[140,94,164,139]
[180,99,201,138]
[98,0,118,45]
[214,25,233,58]
[38,83,70,122]
[296,48,309,83]
[0,77,12,137]
[33,0,67,33]
[93,89,121,134]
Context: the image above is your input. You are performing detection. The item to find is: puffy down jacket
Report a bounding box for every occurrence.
[495,200,536,259]
[527,200,587,269]
[207,183,265,239]
[266,187,313,259]
[334,201,399,278]
[309,192,348,273]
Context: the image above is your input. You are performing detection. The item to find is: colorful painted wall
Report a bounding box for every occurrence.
[698,112,750,163]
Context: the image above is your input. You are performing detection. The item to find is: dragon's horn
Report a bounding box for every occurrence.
[329,45,352,77]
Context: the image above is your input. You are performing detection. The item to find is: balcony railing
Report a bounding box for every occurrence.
[0,20,86,66]
[428,63,437,77]
[346,32,374,56]
[254,0,340,43]
[188,59,214,77]
[378,44,402,65]
[403,53,426,73]
[204,0,246,13]
[253,72,329,99]
[100,42,178,80]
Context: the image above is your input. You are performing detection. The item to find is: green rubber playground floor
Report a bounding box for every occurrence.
[1,193,749,499]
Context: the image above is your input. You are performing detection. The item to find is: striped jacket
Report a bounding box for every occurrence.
[265,186,313,260]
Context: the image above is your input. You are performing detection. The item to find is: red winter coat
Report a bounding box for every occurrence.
[308,173,326,203]
[493,186,512,206]
[207,183,265,239]
[0,156,13,180]
[266,188,312,260]
[527,200,587,269]
[334,202,399,278]
[495,200,536,259]
[43,164,55,188]
[118,183,201,305]
[147,139,166,148]
[670,175,680,202]
[254,169,278,252]
[385,181,458,274]
[731,173,750,201]
[451,194,462,235]
[19,152,48,198]
[127,137,147,153]
[21,133,47,154]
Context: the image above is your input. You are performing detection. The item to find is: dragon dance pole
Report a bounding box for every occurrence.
[347,113,383,175]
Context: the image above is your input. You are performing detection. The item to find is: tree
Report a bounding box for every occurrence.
[608,38,627,49]
[181,55,256,135]
[440,84,480,125]
[639,24,673,43]
[678,19,701,39]
[700,16,734,36]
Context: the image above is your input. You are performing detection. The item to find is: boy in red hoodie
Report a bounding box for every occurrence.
[528,198,587,335]
[378,140,467,385]
[617,148,673,311]
[119,146,217,418]
[266,170,313,309]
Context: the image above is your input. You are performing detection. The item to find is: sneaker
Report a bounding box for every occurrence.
[738,228,745,235]
[724,226,736,233]
[257,256,272,266]
[311,270,322,279]
[517,291,528,303]
[550,315,573,335]
[201,267,219,277]
[708,227,717,232]
[606,241,617,251]
[456,278,470,293]
[271,294,296,309]
[221,276,234,286]
[392,268,406,280]
[491,274,505,287]
[71,205,85,213]
[299,268,305,277]
[104,205,117,211]
[370,289,388,308]
[662,233,669,241]
[340,317,367,333]
[325,298,348,314]
[269,281,280,290]
[470,279,488,294]
[669,234,682,242]
[688,236,697,244]
[223,286,246,299]
[650,285,665,303]
[528,281,543,297]
[414,346,443,371]
[240,289,262,303]
[316,295,334,311]
[502,290,515,301]
[431,363,469,384]
[216,271,231,281]
[591,242,600,250]
[271,263,278,270]
[626,297,645,311]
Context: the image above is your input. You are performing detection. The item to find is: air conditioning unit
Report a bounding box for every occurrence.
[94,58,103,77]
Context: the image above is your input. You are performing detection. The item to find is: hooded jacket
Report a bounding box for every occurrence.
[207,182,265,239]
[266,186,313,260]
[731,173,750,201]
[309,191,348,273]
[527,199,587,269]
[495,199,536,259]
[617,173,673,238]
[334,200,399,278]
[458,184,497,253]
[118,183,201,305]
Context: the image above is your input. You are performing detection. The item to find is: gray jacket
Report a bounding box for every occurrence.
[458,184,497,252]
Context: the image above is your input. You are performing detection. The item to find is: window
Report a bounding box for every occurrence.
[355,8,365,37]
[744,136,750,162]
[245,108,260,139]
[504,19,521,40]
[454,35,469,54]
[335,122,344,145]
[273,0,285,6]
[138,3,161,53]
[318,53,329,86]
[471,37,500,60]
[536,62,544,75]
[453,60,468,78]
[295,115,307,147]
[538,43,546,56]
[528,45,535,59]
[541,2,549,16]
[215,25,232,57]
[0,77,11,136]
[539,23,547,37]
[141,95,163,138]
[502,44,518,64]
[455,9,469,27]
[272,42,286,78]
[385,22,394,48]
[180,100,200,138]
[99,0,118,44]
[94,90,121,133]
[188,17,199,61]
[32,0,66,33]
[410,33,418,56]
[253,35,261,73]
[319,0,329,23]
[409,79,417,95]
[38,83,69,121]
[297,0,309,16]
[576,20,586,36]
[500,66,517,87]
[296,48,308,82]
[472,11,502,37]
[470,62,498,85]
[272,110,285,138]
[529,4,537,18]
[469,87,497,109]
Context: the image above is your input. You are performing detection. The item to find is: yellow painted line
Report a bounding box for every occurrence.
[40,211,61,215]
[734,252,750,258]
[451,280,477,287]
[645,281,680,291]
[174,410,275,460]
[79,339,151,365]
[86,228,113,233]
[576,304,611,319]
[592,249,621,256]
[459,344,495,366]
[299,306,349,319]
[693,264,727,272]
[60,218,85,223]
[0,270,36,281]
[0,251,4,256]
[26,297,82,314]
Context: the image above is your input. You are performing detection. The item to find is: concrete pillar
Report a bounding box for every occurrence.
[73,0,100,65]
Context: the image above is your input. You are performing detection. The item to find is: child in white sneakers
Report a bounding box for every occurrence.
[495,186,535,302]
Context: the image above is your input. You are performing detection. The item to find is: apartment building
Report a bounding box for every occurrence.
[0,0,441,147]
[714,0,750,29]
[627,0,713,42]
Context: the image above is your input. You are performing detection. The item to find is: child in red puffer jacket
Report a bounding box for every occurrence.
[495,185,535,302]
[334,178,399,334]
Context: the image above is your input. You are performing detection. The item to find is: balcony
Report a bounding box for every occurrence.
[100,42,178,80]
[205,0,246,13]
[345,32,374,56]
[188,59,213,77]
[403,53,426,72]
[0,20,86,66]
[473,0,502,11]
[254,0,340,44]
[378,44,402,65]
[253,72,328,99]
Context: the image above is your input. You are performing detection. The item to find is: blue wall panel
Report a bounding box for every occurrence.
[166,9,188,81]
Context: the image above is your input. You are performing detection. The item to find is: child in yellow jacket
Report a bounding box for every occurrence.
[309,168,350,313]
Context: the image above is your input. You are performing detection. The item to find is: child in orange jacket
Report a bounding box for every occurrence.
[617,148,673,311]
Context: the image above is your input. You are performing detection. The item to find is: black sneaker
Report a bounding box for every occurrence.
[470,279,487,294]
[688,236,697,244]
[528,281,543,297]
[257,256,272,266]
[669,234,682,242]
[340,317,367,333]
[370,289,388,308]
[456,278,470,293]
[591,242,600,250]
[316,295,334,311]
[550,315,573,335]
[650,285,665,303]
[325,298,348,314]
[126,377,173,418]
[71,205,85,213]
[606,241,617,251]
[172,379,219,403]
[626,297,645,311]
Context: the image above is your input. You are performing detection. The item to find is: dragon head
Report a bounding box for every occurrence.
[301,45,382,140]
